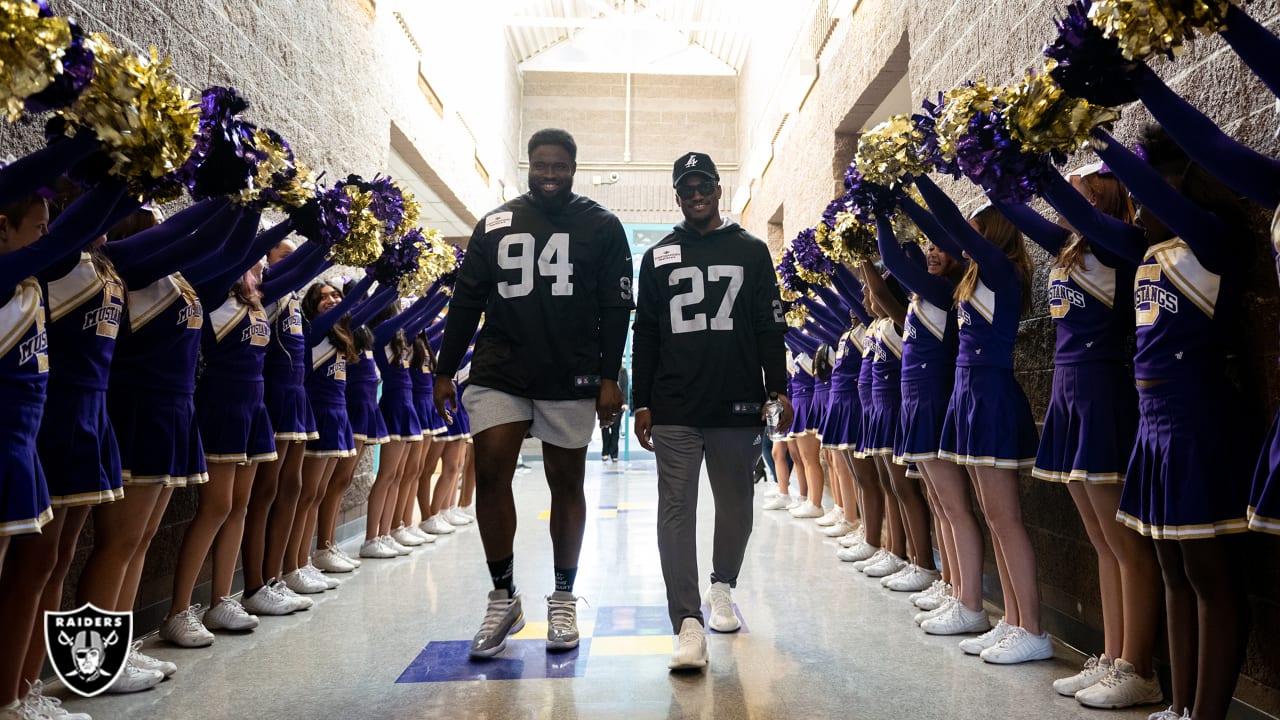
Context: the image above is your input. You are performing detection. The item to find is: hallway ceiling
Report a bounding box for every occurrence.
[505,0,750,75]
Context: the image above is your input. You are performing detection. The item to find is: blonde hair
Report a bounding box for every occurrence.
[955,207,1033,315]
[1058,173,1134,273]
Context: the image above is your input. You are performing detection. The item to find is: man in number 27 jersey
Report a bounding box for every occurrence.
[434,128,634,659]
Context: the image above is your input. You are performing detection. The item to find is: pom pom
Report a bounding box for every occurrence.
[912,93,963,178]
[854,114,929,188]
[0,0,72,120]
[843,166,900,222]
[831,211,878,262]
[23,18,95,115]
[239,128,314,211]
[291,182,351,251]
[933,80,1004,164]
[889,186,929,248]
[1002,66,1119,155]
[327,181,385,267]
[180,86,262,201]
[372,231,422,288]
[785,302,810,328]
[365,176,420,239]
[791,227,836,286]
[55,37,198,201]
[775,246,809,297]
[1089,0,1237,60]
[397,227,457,295]
[1044,0,1139,106]
[437,243,465,289]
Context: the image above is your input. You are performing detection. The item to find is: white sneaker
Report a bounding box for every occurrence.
[785,495,804,510]
[405,524,436,543]
[878,564,914,586]
[21,679,93,719]
[821,519,856,537]
[980,626,1054,664]
[126,640,176,677]
[159,605,214,647]
[392,525,426,547]
[885,565,941,592]
[862,551,906,578]
[815,506,842,526]
[359,537,398,559]
[545,591,582,651]
[1054,654,1112,696]
[202,597,259,631]
[761,495,790,511]
[959,617,1012,655]
[420,514,457,535]
[915,595,958,625]
[789,501,824,519]
[668,617,708,670]
[242,581,297,616]
[272,578,313,611]
[851,547,889,571]
[444,507,474,525]
[333,543,362,567]
[1075,658,1164,708]
[303,562,340,589]
[313,545,356,572]
[837,541,878,562]
[837,525,865,546]
[283,568,327,594]
[1146,707,1189,720]
[704,582,740,633]
[104,661,165,693]
[380,534,411,556]
[921,601,991,635]
[910,580,946,608]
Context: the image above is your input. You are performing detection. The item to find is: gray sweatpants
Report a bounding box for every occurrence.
[652,425,762,633]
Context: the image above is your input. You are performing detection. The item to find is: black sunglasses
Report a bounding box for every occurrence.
[676,181,717,200]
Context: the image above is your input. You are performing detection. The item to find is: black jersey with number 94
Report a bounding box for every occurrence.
[451,194,634,400]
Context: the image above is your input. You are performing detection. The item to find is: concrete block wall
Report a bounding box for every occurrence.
[741,0,1280,714]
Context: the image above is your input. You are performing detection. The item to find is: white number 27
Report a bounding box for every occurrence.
[497,233,574,298]
[668,265,743,334]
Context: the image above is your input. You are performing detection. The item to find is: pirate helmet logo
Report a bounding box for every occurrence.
[44,604,133,697]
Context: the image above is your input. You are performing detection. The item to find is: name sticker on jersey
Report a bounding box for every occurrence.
[732,402,763,415]
[574,375,601,388]
[486,212,513,234]
[654,246,682,267]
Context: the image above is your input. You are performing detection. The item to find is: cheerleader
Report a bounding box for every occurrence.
[809,280,867,540]
[994,167,1164,706]
[243,237,334,611]
[1090,125,1256,720]
[913,175,1045,664]
[782,333,821,518]
[364,291,450,551]
[420,350,474,535]
[761,356,799,510]
[406,323,451,534]
[0,181,133,716]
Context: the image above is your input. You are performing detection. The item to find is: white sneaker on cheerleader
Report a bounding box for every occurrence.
[884,565,941,592]
[920,601,991,636]
[838,526,866,547]
[202,597,259,631]
[159,605,214,647]
[421,514,457,535]
[815,506,842,526]
[862,551,906,578]
[837,541,878,563]
[959,617,1012,655]
[333,543,362,567]
[360,537,398,559]
[1053,654,1112,696]
[444,507,474,525]
[313,545,355,573]
[761,495,790,511]
[915,595,958,625]
[242,581,297,616]
[979,626,1054,664]
[392,525,426,547]
[381,534,411,556]
[1074,658,1164,709]
[272,579,313,611]
[851,547,888,571]
[303,562,339,589]
[821,519,856,537]
[405,524,436,543]
[283,568,327,594]
[789,502,824,519]
[126,640,176,678]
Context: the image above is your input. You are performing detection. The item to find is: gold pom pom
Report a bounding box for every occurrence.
[58,36,198,196]
[855,114,928,188]
[238,129,315,210]
[329,185,385,267]
[935,80,1004,162]
[831,212,878,264]
[396,183,421,239]
[398,228,457,296]
[1003,65,1120,155]
[1089,0,1237,60]
[0,1,71,121]
[785,303,810,328]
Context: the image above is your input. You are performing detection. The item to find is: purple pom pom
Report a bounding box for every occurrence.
[24,20,96,114]
[372,232,423,286]
[792,228,834,277]
[291,183,352,250]
[438,244,466,287]
[843,166,900,221]
[953,107,1058,204]
[775,246,808,295]
[1043,0,1138,107]
[912,94,962,178]
[365,175,409,236]
[177,87,263,200]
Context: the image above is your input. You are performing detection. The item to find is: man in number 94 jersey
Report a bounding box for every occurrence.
[434,129,633,660]
[632,151,791,671]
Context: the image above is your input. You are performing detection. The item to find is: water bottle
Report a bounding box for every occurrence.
[764,398,783,436]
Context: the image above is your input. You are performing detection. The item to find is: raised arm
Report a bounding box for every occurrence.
[260,242,331,306]
[0,134,99,207]
[348,284,399,330]
[1090,128,1230,272]
[1220,5,1280,103]
[991,199,1070,256]
[1040,169,1147,266]
[898,196,967,261]
[875,214,955,310]
[914,175,1019,291]
[307,274,374,343]
[105,202,242,288]
[185,213,277,290]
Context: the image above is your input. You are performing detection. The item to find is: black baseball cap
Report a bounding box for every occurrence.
[672,152,719,187]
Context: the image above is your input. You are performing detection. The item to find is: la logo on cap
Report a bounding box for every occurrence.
[684,155,699,168]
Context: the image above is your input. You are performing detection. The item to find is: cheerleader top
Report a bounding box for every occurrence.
[790,353,815,397]
[200,293,271,384]
[869,316,904,391]
[306,279,398,403]
[830,325,866,394]
[111,273,203,393]
[857,332,875,388]
[346,349,379,389]
[264,292,305,387]
[0,278,49,400]
[874,212,960,383]
[39,253,124,391]
[1091,129,1243,381]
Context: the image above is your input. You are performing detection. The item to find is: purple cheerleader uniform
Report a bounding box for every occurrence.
[787,355,817,437]
[864,317,904,458]
[0,278,53,535]
[854,332,876,458]
[810,345,834,435]
[411,363,448,436]
[263,292,318,442]
[37,253,125,507]
[999,193,1139,485]
[439,363,473,441]
[819,325,867,450]
[1251,211,1280,534]
[346,350,389,445]
[304,339,356,458]
[109,273,209,486]
[375,344,422,442]
[195,295,277,464]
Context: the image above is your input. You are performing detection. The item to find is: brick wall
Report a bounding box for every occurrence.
[740,0,1280,714]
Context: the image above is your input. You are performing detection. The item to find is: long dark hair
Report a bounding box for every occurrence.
[1059,172,1134,272]
[955,207,1033,315]
[302,281,356,361]
[369,302,410,366]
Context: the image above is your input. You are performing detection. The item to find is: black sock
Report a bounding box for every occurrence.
[554,566,577,593]
[244,585,262,599]
[488,555,516,595]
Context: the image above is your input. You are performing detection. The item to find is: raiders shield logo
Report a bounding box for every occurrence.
[44,604,133,697]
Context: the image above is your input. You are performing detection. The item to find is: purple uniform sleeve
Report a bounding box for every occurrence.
[875,214,955,309]
[914,176,1020,293]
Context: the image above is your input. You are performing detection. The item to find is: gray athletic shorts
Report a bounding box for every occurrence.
[462,384,597,449]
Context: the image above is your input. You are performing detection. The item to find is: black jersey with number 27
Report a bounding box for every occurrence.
[451,193,634,400]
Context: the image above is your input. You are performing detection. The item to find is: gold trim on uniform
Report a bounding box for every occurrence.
[0,278,44,360]
[303,448,358,458]
[208,296,251,342]
[50,487,124,507]
[871,317,903,361]
[0,506,53,536]
[1115,510,1248,540]
[936,450,1035,470]
[968,279,997,324]
[906,298,947,342]
[1247,506,1280,535]
[1030,467,1125,484]
[1069,250,1117,309]
[1145,238,1219,318]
